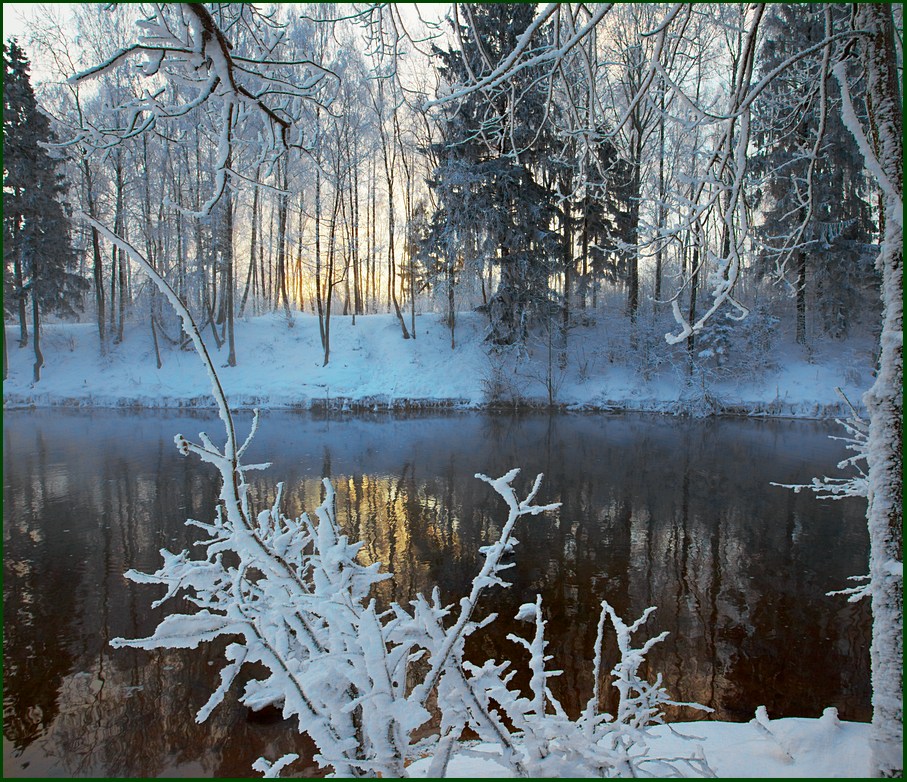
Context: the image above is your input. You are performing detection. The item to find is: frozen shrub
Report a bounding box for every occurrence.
[113,417,712,777]
[98,232,713,777]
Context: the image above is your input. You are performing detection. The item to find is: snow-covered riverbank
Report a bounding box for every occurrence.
[409,711,871,777]
[3,311,876,416]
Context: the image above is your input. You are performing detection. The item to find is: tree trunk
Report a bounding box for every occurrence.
[224,185,236,367]
[315,152,326,350]
[401,133,417,339]
[654,85,666,309]
[369,159,377,313]
[339,166,352,318]
[150,299,163,369]
[386,174,410,339]
[176,163,186,306]
[3,318,8,380]
[275,157,292,321]
[266,207,274,309]
[851,5,903,777]
[141,136,164,370]
[410,246,416,339]
[259,191,267,312]
[448,262,456,350]
[580,192,590,311]
[627,133,642,325]
[296,192,305,313]
[14,240,27,348]
[113,151,126,343]
[31,282,42,383]
[795,250,807,345]
[239,167,261,317]
[352,162,362,318]
[561,188,571,367]
[82,160,106,354]
[323,187,342,367]
[686,237,700,371]
[378,105,410,339]
[365,157,373,312]
[117,253,126,344]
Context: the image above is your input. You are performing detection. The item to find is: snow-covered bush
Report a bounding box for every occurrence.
[667,303,781,415]
[481,348,529,407]
[92,225,712,777]
[671,369,727,418]
[112,413,713,777]
[741,303,782,372]
[632,313,674,383]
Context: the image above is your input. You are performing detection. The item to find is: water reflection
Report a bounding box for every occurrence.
[3,410,870,777]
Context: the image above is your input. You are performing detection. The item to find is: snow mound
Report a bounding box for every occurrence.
[408,710,871,778]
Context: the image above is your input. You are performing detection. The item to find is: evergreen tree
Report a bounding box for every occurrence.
[425,4,560,347]
[3,39,86,381]
[581,135,636,299]
[751,5,876,343]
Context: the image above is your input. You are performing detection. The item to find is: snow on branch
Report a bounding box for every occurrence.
[114,446,714,777]
[68,4,319,140]
[92,158,714,776]
[773,389,877,603]
[833,60,904,222]
[773,388,869,501]
[68,3,337,216]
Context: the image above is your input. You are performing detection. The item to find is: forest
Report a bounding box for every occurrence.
[3,4,888,379]
[2,3,901,779]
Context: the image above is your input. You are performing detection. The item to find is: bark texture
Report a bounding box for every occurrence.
[854,5,903,777]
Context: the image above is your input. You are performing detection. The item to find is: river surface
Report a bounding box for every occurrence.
[3,409,871,777]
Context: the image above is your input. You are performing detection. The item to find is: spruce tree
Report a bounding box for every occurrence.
[3,39,86,381]
[751,5,876,343]
[425,4,560,347]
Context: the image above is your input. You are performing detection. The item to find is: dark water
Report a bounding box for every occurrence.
[3,409,871,777]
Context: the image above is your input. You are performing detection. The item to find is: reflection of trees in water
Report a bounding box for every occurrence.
[45,646,322,778]
[3,419,323,777]
[247,414,870,723]
[4,427,77,752]
[3,412,872,777]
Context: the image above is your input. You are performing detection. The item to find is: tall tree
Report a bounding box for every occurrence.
[427,3,559,347]
[3,39,86,382]
[847,6,902,776]
[752,4,876,344]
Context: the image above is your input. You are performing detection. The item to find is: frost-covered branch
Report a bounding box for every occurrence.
[113,428,712,778]
[833,60,904,222]
[774,389,870,502]
[68,3,336,216]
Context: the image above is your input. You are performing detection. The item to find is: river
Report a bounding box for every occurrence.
[2,409,871,777]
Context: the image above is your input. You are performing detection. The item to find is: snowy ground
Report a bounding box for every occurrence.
[408,711,871,777]
[3,310,877,415]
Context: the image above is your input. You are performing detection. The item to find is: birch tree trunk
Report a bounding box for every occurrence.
[239,164,261,317]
